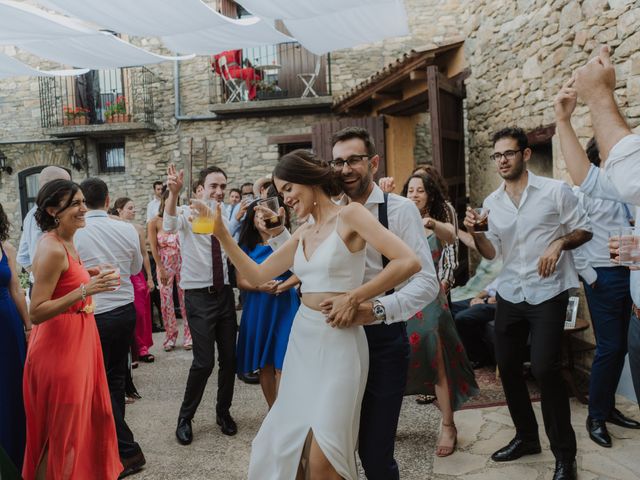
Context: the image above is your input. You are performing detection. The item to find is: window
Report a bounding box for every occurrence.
[18,166,71,220]
[98,141,125,173]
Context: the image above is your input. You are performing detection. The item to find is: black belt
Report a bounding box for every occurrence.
[187,285,230,294]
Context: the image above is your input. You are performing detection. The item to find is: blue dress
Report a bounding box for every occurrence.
[237,244,299,374]
[0,246,26,472]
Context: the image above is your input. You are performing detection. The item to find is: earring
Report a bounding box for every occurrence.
[313,201,317,206]
[54,217,60,225]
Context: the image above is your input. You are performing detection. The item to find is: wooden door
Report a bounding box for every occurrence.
[311,116,386,178]
[427,65,469,284]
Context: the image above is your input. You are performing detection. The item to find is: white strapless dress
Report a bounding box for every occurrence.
[248,227,368,480]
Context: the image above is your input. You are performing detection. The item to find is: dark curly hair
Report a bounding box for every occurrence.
[273,149,342,197]
[491,127,529,150]
[35,179,81,232]
[238,195,291,252]
[108,197,132,216]
[0,203,9,242]
[586,137,600,167]
[401,174,450,223]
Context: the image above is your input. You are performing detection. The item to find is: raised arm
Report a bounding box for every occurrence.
[554,78,591,185]
[574,46,631,161]
[205,201,300,286]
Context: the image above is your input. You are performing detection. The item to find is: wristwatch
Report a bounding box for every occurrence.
[372,300,387,322]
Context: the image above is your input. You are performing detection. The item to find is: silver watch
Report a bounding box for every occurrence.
[372,300,386,322]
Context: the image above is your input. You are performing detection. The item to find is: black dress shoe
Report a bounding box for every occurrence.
[176,417,193,445]
[587,416,612,447]
[118,451,146,479]
[216,412,238,436]
[237,372,260,385]
[552,459,577,480]
[491,437,541,462]
[607,408,640,429]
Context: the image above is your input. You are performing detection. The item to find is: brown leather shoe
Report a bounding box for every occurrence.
[119,451,146,479]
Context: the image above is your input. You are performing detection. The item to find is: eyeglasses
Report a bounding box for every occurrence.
[489,150,523,162]
[329,154,369,170]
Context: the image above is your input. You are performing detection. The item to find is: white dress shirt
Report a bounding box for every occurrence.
[580,134,640,305]
[571,187,634,285]
[146,198,161,223]
[17,206,41,282]
[483,171,591,305]
[163,206,230,290]
[269,184,440,324]
[75,210,143,315]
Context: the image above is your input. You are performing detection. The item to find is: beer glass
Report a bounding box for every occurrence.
[258,196,282,229]
[473,207,489,232]
[619,227,640,266]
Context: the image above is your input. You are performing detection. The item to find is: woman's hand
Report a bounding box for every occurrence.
[86,266,100,277]
[158,266,169,286]
[147,277,155,291]
[378,177,396,193]
[86,270,119,296]
[258,280,280,294]
[320,292,360,328]
[423,216,435,230]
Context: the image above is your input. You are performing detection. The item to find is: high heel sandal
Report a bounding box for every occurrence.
[436,422,457,457]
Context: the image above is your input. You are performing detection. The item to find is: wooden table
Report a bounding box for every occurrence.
[561,317,594,404]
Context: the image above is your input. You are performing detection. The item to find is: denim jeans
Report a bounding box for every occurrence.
[628,311,640,404]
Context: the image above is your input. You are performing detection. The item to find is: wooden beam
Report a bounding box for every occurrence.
[409,70,427,81]
[427,66,444,176]
[267,133,312,145]
[372,92,403,101]
[377,91,429,116]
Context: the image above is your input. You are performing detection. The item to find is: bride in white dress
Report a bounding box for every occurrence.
[183,150,420,480]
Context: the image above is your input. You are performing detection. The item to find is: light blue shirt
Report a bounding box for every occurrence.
[580,134,640,305]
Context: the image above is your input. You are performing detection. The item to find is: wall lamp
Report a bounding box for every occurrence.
[0,150,12,175]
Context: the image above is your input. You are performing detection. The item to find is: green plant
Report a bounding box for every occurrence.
[63,106,89,119]
[105,95,127,117]
[19,270,29,291]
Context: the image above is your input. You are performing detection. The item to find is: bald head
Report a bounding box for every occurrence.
[39,166,70,189]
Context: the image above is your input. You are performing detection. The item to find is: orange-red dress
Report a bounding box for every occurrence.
[22,237,122,480]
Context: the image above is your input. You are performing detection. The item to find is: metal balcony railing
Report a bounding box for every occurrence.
[209,42,331,104]
[39,67,155,128]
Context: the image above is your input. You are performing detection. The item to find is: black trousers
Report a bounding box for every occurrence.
[148,254,162,325]
[358,322,409,480]
[179,286,237,419]
[452,299,497,364]
[495,291,576,461]
[94,303,142,459]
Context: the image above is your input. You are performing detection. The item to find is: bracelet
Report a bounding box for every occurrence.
[80,283,87,302]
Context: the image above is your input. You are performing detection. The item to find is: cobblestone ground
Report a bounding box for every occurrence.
[126,328,640,480]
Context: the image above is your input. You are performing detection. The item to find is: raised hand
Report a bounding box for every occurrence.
[166,164,184,195]
[574,45,616,104]
[378,177,396,193]
[254,204,285,237]
[554,78,578,121]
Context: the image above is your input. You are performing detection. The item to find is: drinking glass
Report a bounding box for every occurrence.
[98,263,121,291]
[191,200,216,235]
[258,196,282,229]
[473,207,489,232]
[618,227,640,266]
[608,229,620,262]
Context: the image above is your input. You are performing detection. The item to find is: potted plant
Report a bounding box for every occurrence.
[255,81,288,101]
[104,95,131,123]
[62,106,89,126]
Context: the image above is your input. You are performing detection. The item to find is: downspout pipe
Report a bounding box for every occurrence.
[173,60,220,122]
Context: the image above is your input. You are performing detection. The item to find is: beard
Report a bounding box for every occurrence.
[338,171,372,200]
[498,159,526,180]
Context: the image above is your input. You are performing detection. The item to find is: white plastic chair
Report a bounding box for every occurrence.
[297,58,321,98]
[218,55,245,103]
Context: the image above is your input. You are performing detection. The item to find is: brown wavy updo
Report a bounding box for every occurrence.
[35,179,81,232]
[273,149,342,197]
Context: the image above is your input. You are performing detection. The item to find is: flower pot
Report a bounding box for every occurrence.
[106,114,131,123]
[63,116,89,126]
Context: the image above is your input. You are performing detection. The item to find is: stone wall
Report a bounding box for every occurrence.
[464,0,640,203]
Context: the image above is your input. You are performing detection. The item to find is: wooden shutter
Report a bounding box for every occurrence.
[216,0,237,18]
[311,116,386,178]
[427,65,469,284]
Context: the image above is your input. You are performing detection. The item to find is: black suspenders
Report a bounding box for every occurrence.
[378,193,395,295]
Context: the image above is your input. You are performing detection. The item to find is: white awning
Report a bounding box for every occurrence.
[237,0,409,54]
[0,51,88,78]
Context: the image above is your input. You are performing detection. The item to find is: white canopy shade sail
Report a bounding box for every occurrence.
[20,33,194,70]
[238,0,409,54]
[0,51,88,78]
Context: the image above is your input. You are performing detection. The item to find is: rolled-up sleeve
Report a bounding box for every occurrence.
[377,201,439,324]
[558,182,591,234]
[163,212,180,233]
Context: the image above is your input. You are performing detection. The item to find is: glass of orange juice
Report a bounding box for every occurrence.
[191,200,216,234]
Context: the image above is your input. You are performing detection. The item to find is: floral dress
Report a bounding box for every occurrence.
[405,233,479,410]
